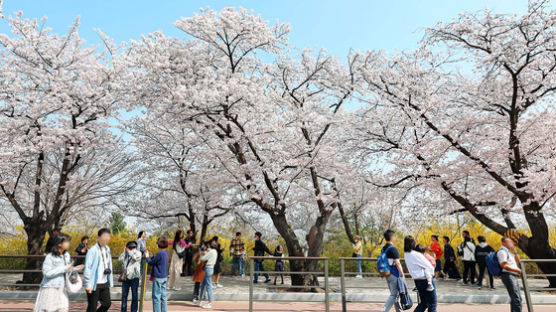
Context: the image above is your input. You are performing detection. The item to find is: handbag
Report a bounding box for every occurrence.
[64,255,82,293]
[65,270,83,293]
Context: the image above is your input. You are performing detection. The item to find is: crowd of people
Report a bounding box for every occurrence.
[375,229,523,312]
[34,229,274,311]
[34,228,524,312]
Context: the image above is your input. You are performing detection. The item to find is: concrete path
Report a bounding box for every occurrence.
[1,301,556,312]
[1,275,555,304]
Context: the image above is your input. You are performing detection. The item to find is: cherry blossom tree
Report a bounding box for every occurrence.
[354,1,556,285]
[0,13,130,283]
[122,7,359,285]
[120,113,244,241]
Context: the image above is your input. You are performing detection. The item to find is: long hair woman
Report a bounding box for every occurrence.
[403,235,437,312]
[34,233,84,312]
[168,230,188,290]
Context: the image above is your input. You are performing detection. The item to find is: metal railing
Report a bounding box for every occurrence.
[0,254,149,312]
[248,256,329,312]
[340,257,414,312]
[520,259,556,312]
[1,254,555,312]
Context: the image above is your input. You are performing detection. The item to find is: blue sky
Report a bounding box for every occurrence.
[1,0,531,56]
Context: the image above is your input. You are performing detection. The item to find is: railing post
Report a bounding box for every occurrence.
[249,257,254,312]
[324,258,329,312]
[340,258,346,312]
[139,257,148,312]
[520,261,534,312]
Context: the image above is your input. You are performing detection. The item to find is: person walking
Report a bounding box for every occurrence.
[182,230,196,276]
[253,232,272,283]
[84,228,114,312]
[230,232,246,278]
[442,236,461,280]
[44,228,60,254]
[146,237,170,312]
[168,230,189,291]
[460,231,477,285]
[475,235,495,290]
[75,236,89,266]
[34,234,84,312]
[118,241,142,312]
[430,235,444,279]
[380,229,404,312]
[404,235,437,312]
[498,237,522,312]
[198,241,217,309]
[352,235,364,278]
[273,245,285,285]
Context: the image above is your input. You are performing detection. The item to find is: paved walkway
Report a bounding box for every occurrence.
[1,301,556,312]
[1,275,555,305]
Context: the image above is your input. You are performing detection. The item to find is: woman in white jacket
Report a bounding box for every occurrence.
[460,232,476,285]
[404,236,437,312]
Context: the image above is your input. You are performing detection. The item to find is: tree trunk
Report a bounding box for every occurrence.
[268,212,307,286]
[304,212,332,288]
[336,202,355,244]
[269,211,331,287]
[22,221,47,285]
[199,213,209,243]
[519,201,556,288]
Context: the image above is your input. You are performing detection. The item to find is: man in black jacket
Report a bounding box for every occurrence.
[475,235,495,289]
[253,232,271,283]
[443,236,461,280]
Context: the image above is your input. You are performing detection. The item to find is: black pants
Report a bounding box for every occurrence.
[443,259,461,279]
[462,260,476,284]
[414,279,437,312]
[193,281,201,300]
[87,282,111,312]
[477,261,493,288]
[182,252,194,276]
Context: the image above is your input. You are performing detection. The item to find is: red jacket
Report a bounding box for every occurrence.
[431,241,443,260]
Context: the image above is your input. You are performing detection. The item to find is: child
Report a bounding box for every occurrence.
[146,237,170,312]
[416,244,435,291]
[273,245,285,285]
[192,243,207,305]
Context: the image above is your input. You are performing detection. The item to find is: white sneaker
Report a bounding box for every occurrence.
[202,303,212,309]
[355,274,363,278]
[195,300,202,306]
[216,283,224,288]
[192,299,199,305]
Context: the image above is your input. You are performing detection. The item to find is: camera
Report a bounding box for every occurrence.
[104,268,112,275]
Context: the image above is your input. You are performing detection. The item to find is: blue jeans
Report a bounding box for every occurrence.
[381,274,401,312]
[232,257,245,276]
[152,277,167,312]
[414,279,437,312]
[501,273,522,312]
[121,278,139,312]
[253,261,269,282]
[355,253,363,274]
[200,267,214,302]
